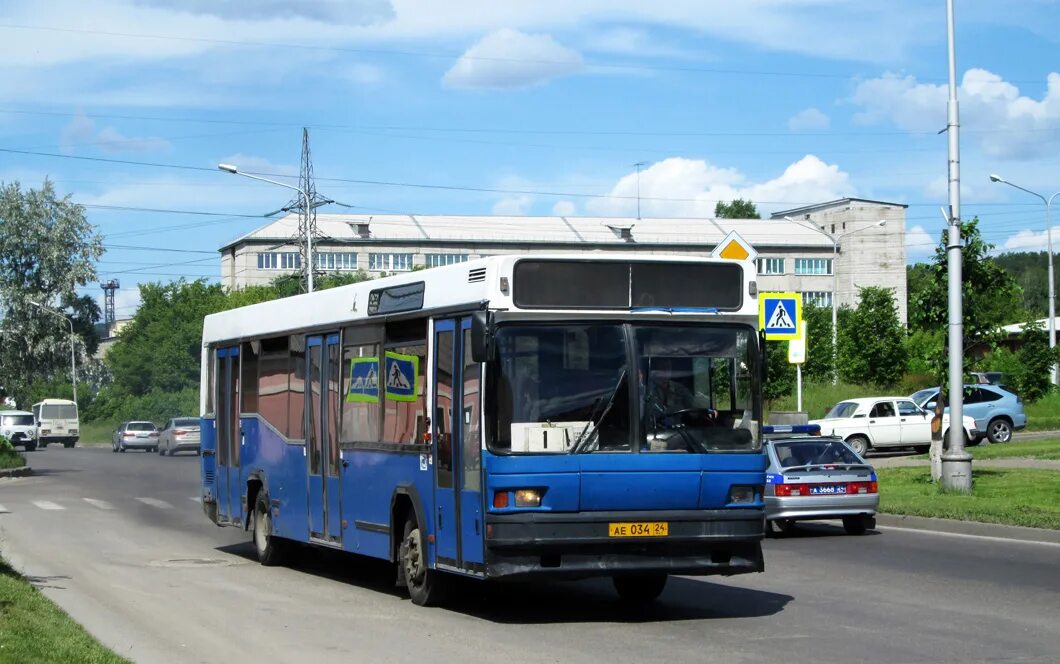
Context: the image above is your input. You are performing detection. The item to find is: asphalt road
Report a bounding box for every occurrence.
[2,448,1059,664]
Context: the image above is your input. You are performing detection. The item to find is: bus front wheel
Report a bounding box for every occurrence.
[400,516,446,607]
[613,573,668,602]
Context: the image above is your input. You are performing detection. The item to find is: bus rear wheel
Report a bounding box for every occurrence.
[612,573,668,602]
[400,516,446,607]
[253,491,289,566]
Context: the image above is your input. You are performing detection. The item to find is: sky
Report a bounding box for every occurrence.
[1,0,1059,320]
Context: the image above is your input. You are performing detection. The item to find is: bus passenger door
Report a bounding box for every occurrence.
[432,319,460,566]
[215,345,240,524]
[457,318,484,568]
[307,334,343,544]
[432,317,483,571]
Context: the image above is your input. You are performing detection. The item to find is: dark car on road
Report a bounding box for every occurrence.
[112,421,160,453]
[764,434,878,536]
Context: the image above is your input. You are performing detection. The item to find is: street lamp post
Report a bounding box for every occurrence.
[783,217,887,385]
[218,163,315,293]
[29,301,77,403]
[990,175,1059,384]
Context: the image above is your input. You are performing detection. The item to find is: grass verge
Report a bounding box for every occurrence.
[77,420,118,447]
[877,466,1060,530]
[971,438,1060,461]
[0,558,130,663]
[0,450,25,470]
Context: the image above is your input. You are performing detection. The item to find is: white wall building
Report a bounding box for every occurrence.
[219,197,907,322]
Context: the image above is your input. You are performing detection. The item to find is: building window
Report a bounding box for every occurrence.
[426,253,469,268]
[758,257,785,275]
[257,252,301,270]
[803,291,833,307]
[314,252,358,271]
[369,253,413,272]
[794,258,832,275]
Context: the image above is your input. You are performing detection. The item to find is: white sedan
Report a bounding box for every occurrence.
[809,396,978,456]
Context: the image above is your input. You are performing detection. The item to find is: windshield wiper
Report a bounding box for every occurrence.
[571,369,627,454]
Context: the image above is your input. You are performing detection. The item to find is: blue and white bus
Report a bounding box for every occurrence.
[201,253,768,605]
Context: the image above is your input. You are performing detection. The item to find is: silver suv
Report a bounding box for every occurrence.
[2,411,38,451]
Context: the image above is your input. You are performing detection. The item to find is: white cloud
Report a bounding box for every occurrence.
[787,107,830,131]
[492,195,534,215]
[552,200,577,216]
[1001,226,1060,253]
[443,28,583,89]
[59,113,170,154]
[905,224,936,259]
[850,69,1060,159]
[587,155,853,218]
[217,154,298,177]
[131,0,393,24]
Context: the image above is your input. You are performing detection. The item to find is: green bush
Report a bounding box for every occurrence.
[83,388,197,425]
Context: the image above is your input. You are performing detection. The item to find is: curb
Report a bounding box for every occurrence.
[0,465,32,479]
[875,513,1060,545]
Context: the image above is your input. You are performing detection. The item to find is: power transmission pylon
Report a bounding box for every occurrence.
[296,128,319,293]
[100,279,119,334]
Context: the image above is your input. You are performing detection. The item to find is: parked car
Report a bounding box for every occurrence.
[159,417,201,456]
[909,384,1027,444]
[111,421,160,453]
[763,435,878,535]
[810,397,978,456]
[1,410,38,451]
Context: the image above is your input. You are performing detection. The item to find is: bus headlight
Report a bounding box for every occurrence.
[514,488,543,507]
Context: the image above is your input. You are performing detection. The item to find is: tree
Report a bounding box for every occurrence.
[763,340,795,403]
[908,218,1025,377]
[801,303,834,382]
[837,286,907,386]
[1009,321,1056,402]
[714,199,760,219]
[0,180,104,405]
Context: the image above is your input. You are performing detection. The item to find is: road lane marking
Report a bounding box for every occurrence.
[32,500,65,511]
[136,497,173,509]
[189,496,201,502]
[83,498,116,510]
[878,525,1060,548]
[0,505,8,513]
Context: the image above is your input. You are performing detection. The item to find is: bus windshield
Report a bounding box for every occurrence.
[492,323,761,454]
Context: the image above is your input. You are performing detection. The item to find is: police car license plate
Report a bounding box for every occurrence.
[810,484,845,495]
[608,522,668,537]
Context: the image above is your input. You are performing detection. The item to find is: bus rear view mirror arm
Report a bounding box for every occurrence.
[471,310,494,363]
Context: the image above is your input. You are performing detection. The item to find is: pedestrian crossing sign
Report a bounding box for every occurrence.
[384,351,419,402]
[347,357,380,403]
[759,292,802,340]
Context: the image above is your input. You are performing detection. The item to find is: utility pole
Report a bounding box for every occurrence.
[941,0,972,492]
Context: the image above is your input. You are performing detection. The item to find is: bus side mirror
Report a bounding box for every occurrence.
[471,311,493,363]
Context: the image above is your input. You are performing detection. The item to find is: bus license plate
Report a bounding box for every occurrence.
[608,522,668,537]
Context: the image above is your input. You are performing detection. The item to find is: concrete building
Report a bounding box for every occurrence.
[219,197,908,322]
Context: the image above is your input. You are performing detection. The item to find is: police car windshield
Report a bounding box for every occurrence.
[825,402,860,419]
[773,440,863,467]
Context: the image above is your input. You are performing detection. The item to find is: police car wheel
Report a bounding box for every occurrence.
[843,516,869,536]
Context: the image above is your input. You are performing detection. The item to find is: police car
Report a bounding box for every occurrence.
[763,425,878,536]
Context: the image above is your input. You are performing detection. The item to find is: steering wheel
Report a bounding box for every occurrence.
[661,408,718,426]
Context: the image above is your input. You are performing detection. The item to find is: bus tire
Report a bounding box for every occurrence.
[400,516,446,607]
[613,573,668,602]
[253,491,288,566]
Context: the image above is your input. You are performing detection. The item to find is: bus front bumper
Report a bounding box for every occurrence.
[483,509,764,580]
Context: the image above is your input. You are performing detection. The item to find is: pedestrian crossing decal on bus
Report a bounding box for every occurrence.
[347,357,380,403]
[384,351,418,402]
